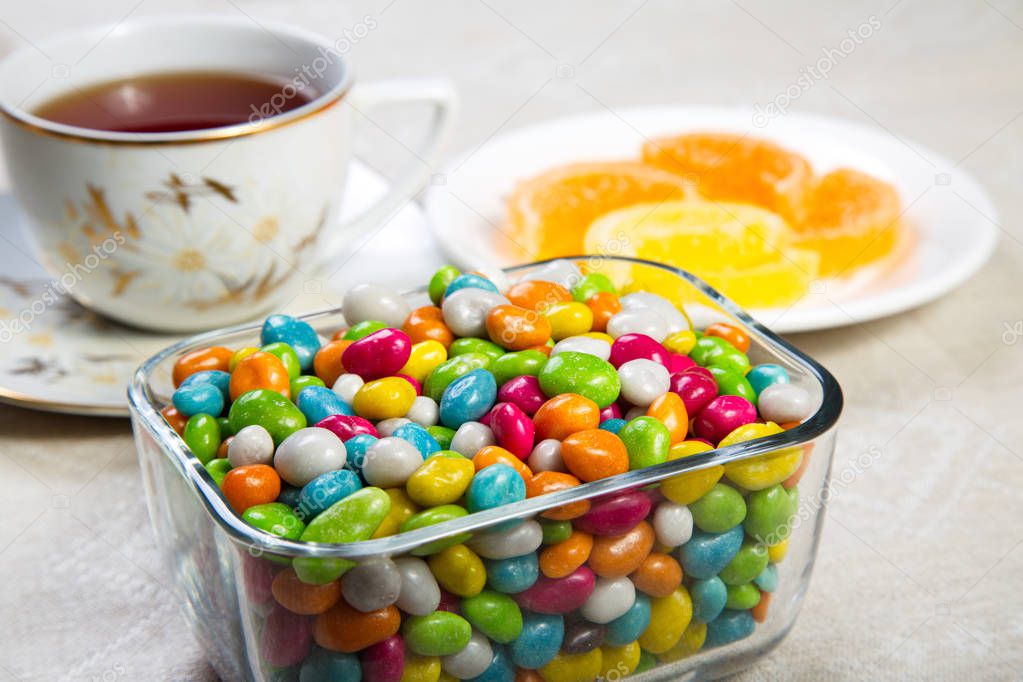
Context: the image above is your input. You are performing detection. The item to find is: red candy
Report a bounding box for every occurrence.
[693,395,758,444]
[342,328,412,380]
[668,353,696,374]
[360,634,406,682]
[513,566,595,614]
[609,333,670,369]
[573,489,652,536]
[670,369,719,415]
[497,375,547,416]
[489,402,535,459]
[316,414,379,440]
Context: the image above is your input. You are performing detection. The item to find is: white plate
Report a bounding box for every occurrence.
[425,107,998,333]
[0,161,440,417]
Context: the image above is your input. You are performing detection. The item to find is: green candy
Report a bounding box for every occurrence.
[461,590,523,643]
[719,540,770,586]
[400,504,470,556]
[204,458,231,486]
[744,484,798,544]
[403,611,472,656]
[708,366,757,404]
[243,502,306,540]
[537,351,621,408]
[260,342,301,379]
[424,353,491,402]
[635,650,658,675]
[290,374,326,398]
[184,413,221,464]
[708,349,751,376]
[725,582,762,610]
[540,519,573,545]
[294,487,391,584]
[618,416,670,469]
[689,336,735,366]
[571,272,616,302]
[228,389,306,446]
[690,483,747,533]
[490,350,548,386]
[343,320,387,341]
[216,417,233,438]
[450,337,505,361]
[429,265,461,306]
[427,425,456,449]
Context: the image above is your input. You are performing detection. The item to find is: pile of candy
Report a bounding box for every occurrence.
[162,261,814,682]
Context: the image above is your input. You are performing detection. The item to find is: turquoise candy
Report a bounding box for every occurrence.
[445,273,499,297]
[295,487,391,584]
[173,383,224,418]
[261,314,321,372]
[467,463,526,514]
[679,526,745,580]
[744,484,798,544]
[462,590,523,643]
[746,363,790,395]
[343,320,386,341]
[490,350,548,386]
[299,648,362,682]
[618,416,670,469]
[466,645,514,682]
[598,418,627,435]
[427,425,456,449]
[403,611,473,656]
[260,341,302,379]
[708,366,757,404]
[178,370,231,402]
[754,563,779,592]
[429,265,460,305]
[297,469,363,520]
[296,385,354,424]
[242,502,305,540]
[393,422,442,458]
[204,458,231,486]
[571,272,616,302]
[228,389,307,446]
[690,576,728,623]
[183,413,221,464]
[510,611,563,669]
[485,554,539,594]
[424,353,491,402]
[439,369,497,428]
[537,351,621,408]
[450,337,506,361]
[342,433,377,476]
[689,483,747,533]
[704,609,755,649]
[604,592,651,647]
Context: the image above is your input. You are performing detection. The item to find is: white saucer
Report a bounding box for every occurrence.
[424,107,998,333]
[0,161,442,417]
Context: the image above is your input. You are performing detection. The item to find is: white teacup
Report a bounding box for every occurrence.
[0,16,455,332]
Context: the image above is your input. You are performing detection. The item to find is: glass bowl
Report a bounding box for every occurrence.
[128,256,842,682]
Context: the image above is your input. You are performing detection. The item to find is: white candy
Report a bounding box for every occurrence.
[342,283,411,328]
[527,439,565,472]
[394,557,442,616]
[442,630,493,679]
[606,309,669,342]
[332,373,364,404]
[624,405,646,421]
[227,424,274,467]
[617,358,671,407]
[273,427,347,487]
[406,396,439,427]
[341,559,402,612]
[362,437,423,487]
[450,421,495,457]
[551,336,612,361]
[758,383,813,424]
[376,417,411,436]
[469,520,544,559]
[619,292,690,334]
[441,288,510,338]
[518,259,583,290]
[580,576,636,624]
[653,501,694,548]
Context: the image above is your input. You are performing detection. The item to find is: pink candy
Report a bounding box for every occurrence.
[693,395,758,444]
[497,375,546,416]
[670,369,718,415]
[489,402,535,460]
[395,373,422,395]
[668,353,696,374]
[316,414,379,441]
[609,333,670,369]
[599,402,622,422]
[341,328,412,380]
[514,566,595,614]
[574,489,652,536]
[361,635,405,682]
[261,604,312,667]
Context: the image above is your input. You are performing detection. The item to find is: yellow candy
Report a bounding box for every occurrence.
[353,376,417,420]
[768,537,790,563]
[599,641,641,679]
[427,544,486,597]
[580,331,614,345]
[657,621,707,663]
[401,340,448,383]
[544,301,594,340]
[660,440,724,505]
[662,330,697,355]
[371,488,420,539]
[406,456,475,507]
[438,673,458,682]
[401,654,441,682]
[539,649,603,682]
[638,586,693,654]
[229,346,259,372]
[720,422,802,490]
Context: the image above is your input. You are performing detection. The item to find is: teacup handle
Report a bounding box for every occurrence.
[321,78,457,261]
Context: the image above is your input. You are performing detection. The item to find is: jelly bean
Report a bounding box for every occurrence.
[746,363,789,395]
[588,521,654,578]
[393,422,442,459]
[292,375,327,399]
[637,586,692,654]
[606,308,668,342]
[332,373,365,404]
[585,291,622,334]
[401,654,441,682]
[296,487,391,583]
[599,641,640,679]
[725,582,760,610]
[300,648,362,682]
[703,322,750,353]
[754,563,778,593]
[183,413,221,463]
[378,417,412,436]
[403,342,450,388]
[539,530,593,579]
[689,483,747,533]
[707,366,756,403]
[462,590,523,643]
[705,609,756,649]
[497,375,547,416]
[262,604,313,667]
[543,301,592,341]
[231,388,306,447]
[354,377,417,421]
[442,288,510,338]
[429,266,461,305]
[425,353,492,402]
[342,328,413,381]
[539,649,602,682]
[646,392,688,444]
[441,630,493,679]
[342,558,403,612]
[720,423,802,490]
[485,304,551,351]
[571,273,615,303]
[394,557,442,616]
[525,471,590,521]
[598,418,626,435]
[527,439,564,473]
[690,575,728,624]
[260,341,302,379]
[343,283,412,329]
[679,526,745,580]
[540,519,573,545]
[488,403,535,460]
[362,437,424,488]
[693,395,757,444]
[604,592,650,647]
[669,369,718,416]
[472,445,533,483]
[361,635,406,682]
[313,339,351,387]
[550,336,611,363]
[560,429,628,482]
[562,616,605,654]
[719,540,770,586]
[533,393,600,440]
[406,455,475,507]
[617,358,670,407]
[618,416,670,469]
[427,425,456,450]
[429,545,487,597]
[179,369,232,403]
[407,396,441,427]
[768,538,789,563]
[230,351,292,401]
[173,346,233,386]
[744,484,798,544]
[440,369,498,428]
[608,333,670,369]
[344,320,388,341]
[466,462,526,514]
[446,273,500,298]
[466,645,513,682]
[652,501,693,548]
[620,292,689,333]
[401,505,472,556]
[662,330,697,355]
[668,353,696,374]
[297,386,354,425]
[537,352,620,409]
[661,440,722,505]
[161,405,188,434]
[658,620,707,663]
[405,307,456,349]
[173,383,224,419]
[272,567,342,614]
[468,520,543,560]
[514,566,595,614]
[274,427,347,487]
[579,576,635,624]
[317,414,378,443]
[485,553,539,594]
[574,490,651,536]
[204,458,231,486]
[490,350,548,386]
[262,314,321,371]
[511,612,564,670]
[277,483,304,511]
[221,464,281,513]
[758,383,812,423]
[244,502,305,540]
[314,598,401,654]
[630,553,683,598]
[450,421,495,457]
[505,279,572,311]
[404,610,474,658]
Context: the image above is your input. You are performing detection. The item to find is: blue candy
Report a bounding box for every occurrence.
[510,612,563,669]
[467,463,525,514]
[440,369,497,428]
[485,554,539,594]
[299,648,362,682]
[179,370,231,402]
[704,609,756,649]
[342,434,377,477]
[298,469,363,520]
[262,314,322,372]
[466,645,514,682]
[172,383,224,417]
[276,483,303,511]
[754,563,778,593]
[679,526,745,580]
[297,386,353,424]
[598,417,627,434]
[392,422,441,459]
[604,592,651,646]
[445,273,499,298]
[746,363,790,395]
[691,576,728,623]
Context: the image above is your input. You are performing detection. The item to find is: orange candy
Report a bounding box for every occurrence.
[472,445,533,482]
[313,599,401,653]
[505,280,572,313]
[486,304,552,351]
[515,669,544,682]
[630,553,684,597]
[560,429,629,482]
[533,393,600,441]
[539,530,593,579]
[216,437,233,459]
[161,405,188,434]
[229,351,291,400]
[585,291,621,333]
[272,567,342,615]
[172,345,233,387]
[703,322,750,353]
[589,521,655,577]
[221,464,281,513]
[403,305,455,348]
[751,590,771,623]
[313,339,351,387]
[526,471,590,520]
[646,392,689,444]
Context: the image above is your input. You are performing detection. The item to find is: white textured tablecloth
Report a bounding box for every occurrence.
[1,1,1022,679]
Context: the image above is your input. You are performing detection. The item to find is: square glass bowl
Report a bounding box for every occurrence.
[128,257,842,682]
